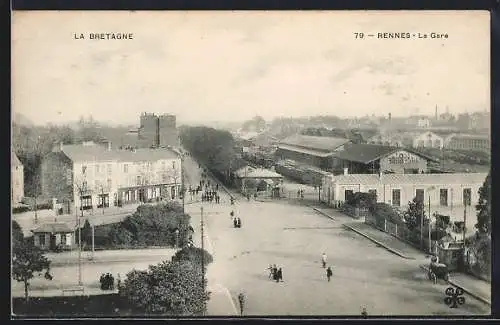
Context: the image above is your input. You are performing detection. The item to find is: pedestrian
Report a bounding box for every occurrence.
[233,217,238,228]
[272,264,278,281]
[277,268,283,282]
[321,253,327,268]
[267,264,274,279]
[254,192,257,200]
[297,190,300,198]
[361,307,368,318]
[216,184,219,191]
[326,266,332,282]
[236,217,242,228]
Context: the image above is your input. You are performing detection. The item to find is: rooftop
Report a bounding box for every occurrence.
[32,222,73,233]
[330,172,488,186]
[332,144,438,164]
[60,143,179,162]
[279,134,351,153]
[277,144,334,158]
[235,166,284,179]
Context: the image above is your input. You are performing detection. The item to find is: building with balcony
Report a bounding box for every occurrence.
[41,141,182,215]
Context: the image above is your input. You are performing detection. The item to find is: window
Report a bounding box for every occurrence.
[463,188,471,206]
[82,181,88,191]
[107,179,112,189]
[81,195,92,210]
[162,173,167,182]
[66,169,72,185]
[124,164,128,173]
[392,189,401,207]
[136,176,142,186]
[440,189,448,206]
[96,165,100,173]
[82,166,87,175]
[107,164,112,175]
[415,189,424,203]
[172,161,176,169]
[368,189,377,200]
[61,234,66,245]
[39,234,46,246]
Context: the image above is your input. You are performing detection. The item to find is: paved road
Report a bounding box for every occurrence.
[186,197,489,316]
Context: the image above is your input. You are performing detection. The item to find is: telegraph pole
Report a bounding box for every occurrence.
[200,206,206,315]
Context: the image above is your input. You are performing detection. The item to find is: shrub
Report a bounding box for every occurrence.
[12,206,30,214]
[371,203,404,225]
[171,247,213,266]
[120,261,209,315]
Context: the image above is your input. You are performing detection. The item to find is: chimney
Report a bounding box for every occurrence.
[343,168,348,175]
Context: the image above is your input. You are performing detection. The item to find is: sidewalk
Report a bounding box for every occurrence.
[419,264,491,306]
[343,222,421,259]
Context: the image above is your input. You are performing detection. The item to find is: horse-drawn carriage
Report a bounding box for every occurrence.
[427,256,449,284]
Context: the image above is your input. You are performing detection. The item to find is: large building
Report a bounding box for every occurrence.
[412,131,444,149]
[41,141,182,214]
[276,135,352,170]
[138,112,179,148]
[331,144,436,175]
[444,134,490,152]
[321,172,487,212]
[11,151,24,205]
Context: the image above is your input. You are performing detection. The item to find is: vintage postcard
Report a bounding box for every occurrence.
[11,11,491,317]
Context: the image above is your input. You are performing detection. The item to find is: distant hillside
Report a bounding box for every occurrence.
[12,112,34,127]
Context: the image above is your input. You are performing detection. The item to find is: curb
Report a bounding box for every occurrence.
[342,224,415,260]
[418,265,491,306]
[311,207,335,221]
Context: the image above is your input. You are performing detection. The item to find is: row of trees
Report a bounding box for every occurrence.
[179,126,247,185]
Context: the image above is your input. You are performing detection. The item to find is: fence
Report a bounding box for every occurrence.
[365,212,431,252]
[342,204,370,219]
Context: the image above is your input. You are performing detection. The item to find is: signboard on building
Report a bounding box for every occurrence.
[387,151,421,165]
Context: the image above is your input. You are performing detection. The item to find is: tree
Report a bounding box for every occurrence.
[120,260,210,315]
[172,247,213,266]
[403,197,426,231]
[475,173,491,235]
[12,241,53,302]
[12,221,24,247]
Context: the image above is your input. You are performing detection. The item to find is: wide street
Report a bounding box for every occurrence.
[182,154,489,316]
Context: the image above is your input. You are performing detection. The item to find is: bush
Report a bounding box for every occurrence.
[100,273,115,290]
[12,206,30,214]
[371,203,404,225]
[171,247,213,266]
[120,261,209,315]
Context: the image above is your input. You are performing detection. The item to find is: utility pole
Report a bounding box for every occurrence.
[200,206,206,315]
[463,205,467,247]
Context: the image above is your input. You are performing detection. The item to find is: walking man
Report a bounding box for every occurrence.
[277,268,283,282]
[321,253,327,268]
[326,266,333,282]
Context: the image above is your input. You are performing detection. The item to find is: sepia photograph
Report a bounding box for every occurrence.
[11,10,491,317]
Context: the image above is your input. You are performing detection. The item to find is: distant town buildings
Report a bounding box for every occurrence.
[444,134,490,152]
[41,141,182,214]
[412,131,444,149]
[138,112,179,148]
[11,151,24,205]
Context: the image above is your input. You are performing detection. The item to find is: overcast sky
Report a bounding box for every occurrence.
[12,11,490,126]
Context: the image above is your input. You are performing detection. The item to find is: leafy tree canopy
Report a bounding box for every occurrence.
[475,173,491,234]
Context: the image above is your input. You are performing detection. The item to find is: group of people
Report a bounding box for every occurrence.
[296,189,305,199]
[268,264,283,282]
[231,212,242,228]
[322,253,333,282]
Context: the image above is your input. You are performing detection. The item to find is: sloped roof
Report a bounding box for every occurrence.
[32,222,73,233]
[332,144,438,164]
[279,134,350,152]
[331,173,488,186]
[235,166,283,178]
[61,143,179,163]
[448,134,490,141]
[12,151,22,166]
[277,144,334,158]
